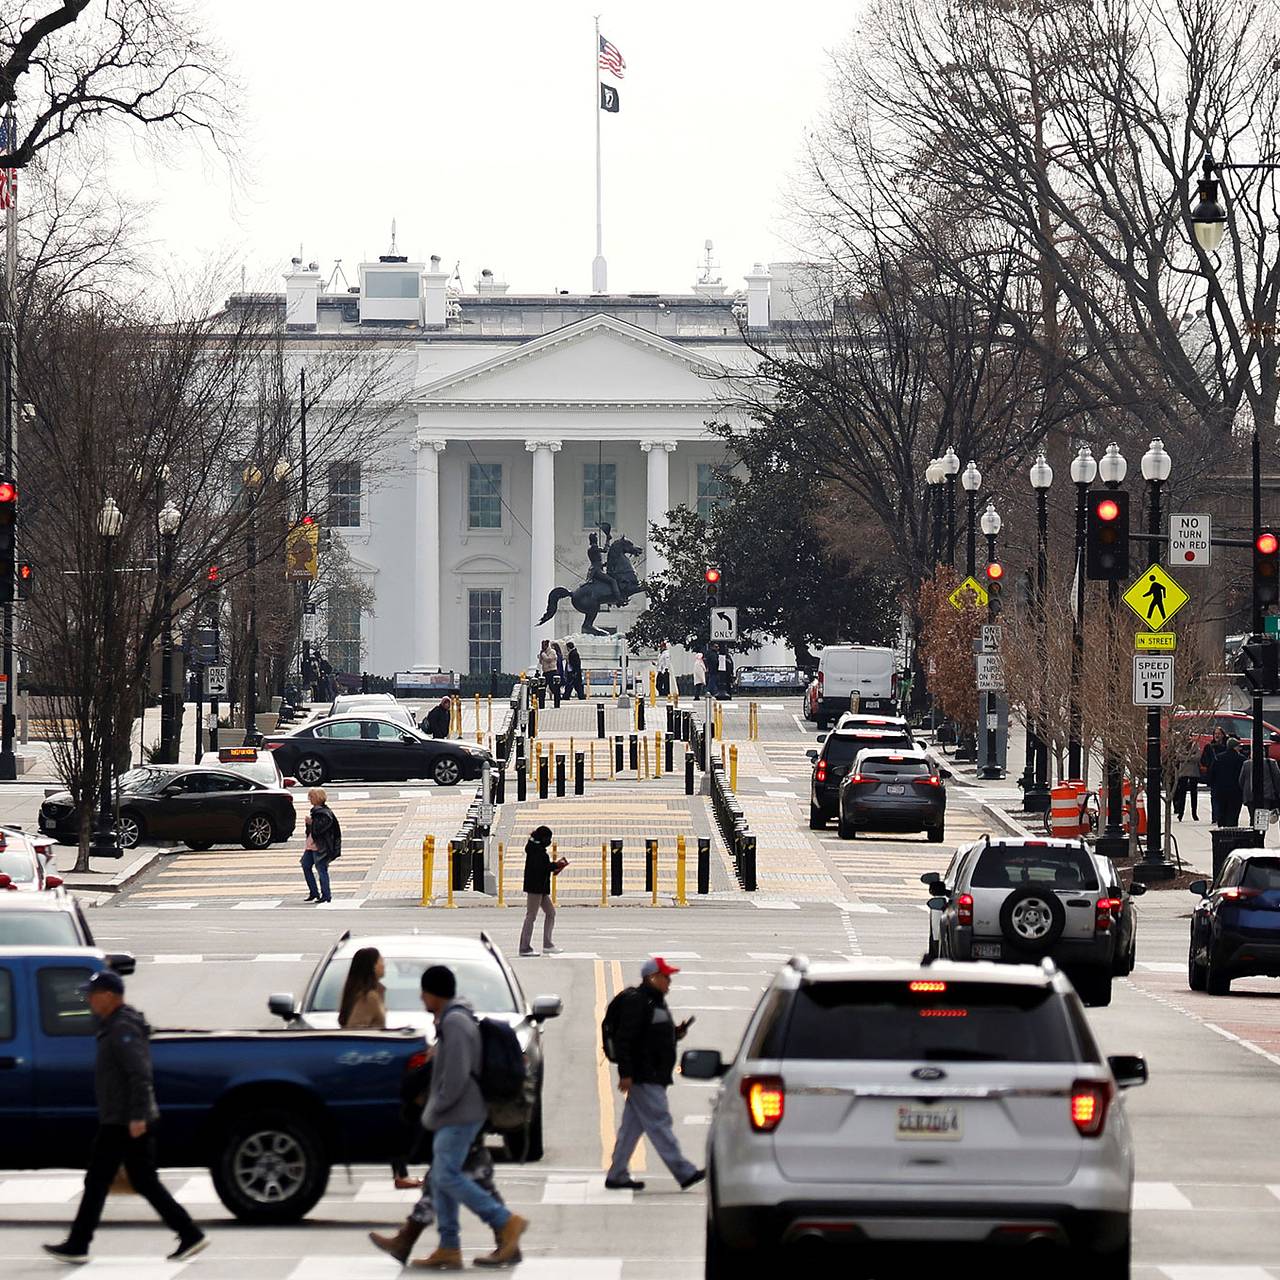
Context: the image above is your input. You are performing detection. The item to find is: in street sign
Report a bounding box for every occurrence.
[976,652,1004,692]
[709,606,738,642]
[1121,564,1189,630]
[981,624,1003,654]
[1135,631,1176,652]
[205,664,229,697]
[949,576,989,610]
[1133,654,1174,706]
[1169,513,1211,566]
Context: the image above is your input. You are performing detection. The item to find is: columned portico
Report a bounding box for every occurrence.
[640,439,677,577]
[413,436,446,665]
[526,438,562,654]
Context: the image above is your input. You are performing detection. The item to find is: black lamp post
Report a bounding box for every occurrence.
[1067,445,1096,779]
[1023,453,1053,812]
[942,446,960,567]
[242,465,262,746]
[1096,443,1129,859]
[89,497,124,859]
[961,460,982,578]
[979,500,1004,780]
[157,499,181,763]
[927,458,945,564]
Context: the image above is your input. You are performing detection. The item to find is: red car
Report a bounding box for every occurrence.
[1172,710,1280,762]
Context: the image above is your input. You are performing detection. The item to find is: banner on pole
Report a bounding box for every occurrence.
[599,83,620,113]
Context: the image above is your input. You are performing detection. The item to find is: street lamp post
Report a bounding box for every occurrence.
[157,500,181,763]
[961,460,982,578]
[1068,445,1096,779]
[979,500,1003,780]
[1136,438,1175,880]
[926,459,945,564]
[942,447,960,568]
[242,466,263,746]
[89,497,124,859]
[1023,453,1053,812]
[1096,443,1129,859]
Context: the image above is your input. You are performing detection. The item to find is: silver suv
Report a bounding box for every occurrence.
[683,957,1145,1278]
[923,837,1146,1007]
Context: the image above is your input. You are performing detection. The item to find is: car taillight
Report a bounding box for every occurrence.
[815,760,827,783]
[1220,887,1261,902]
[406,1049,429,1073]
[845,773,868,784]
[1070,1080,1112,1137]
[1095,897,1122,930]
[818,670,824,691]
[915,775,943,787]
[957,893,973,926]
[741,1075,785,1132]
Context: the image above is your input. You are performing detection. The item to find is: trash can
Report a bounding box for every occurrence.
[1211,826,1262,883]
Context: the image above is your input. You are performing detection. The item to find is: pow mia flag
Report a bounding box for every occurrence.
[599,82,620,113]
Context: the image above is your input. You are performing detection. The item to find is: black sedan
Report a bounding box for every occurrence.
[38,765,298,851]
[262,715,491,787]
[837,749,947,841]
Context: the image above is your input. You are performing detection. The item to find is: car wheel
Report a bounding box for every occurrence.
[1076,968,1113,1007]
[186,840,213,851]
[242,813,275,850]
[1086,1229,1131,1278]
[809,805,826,830]
[116,811,144,850]
[837,812,855,839]
[705,1213,767,1280]
[211,1107,329,1224]
[295,755,326,786]
[503,1089,544,1162]
[432,756,462,786]
[1205,951,1232,996]
[926,823,945,843]
[998,884,1066,955]
[1188,946,1207,992]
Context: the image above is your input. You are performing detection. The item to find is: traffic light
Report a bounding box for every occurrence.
[985,560,1004,612]
[207,564,220,586]
[0,480,17,605]
[1237,637,1280,695]
[704,565,722,607]
[1256,530,1279,608]
[15,562,32,601]
[1085,490,1130,580]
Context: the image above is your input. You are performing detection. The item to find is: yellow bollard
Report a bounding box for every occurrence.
[716,703,724,739]
[551,841,559,905]
[676,834,688,907]
[634,697,641,732]
[650,840,659,906]
[655,730,663,778]
[475,693,483,744]
[720,742,726,772]
[590,741,597,781]
[487,695,493,735]
[497,841,506,908]
[601,842,609,907]
[609,740,616,781]
[445,842,458,908]
[730,743,739,792]
[649,668,657,707]
[641,735,650,780]
[570,736,575,764]
[673,686,680,708]
[420,834,435,906]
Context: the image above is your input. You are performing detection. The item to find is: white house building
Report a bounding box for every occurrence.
[221,249,803,678]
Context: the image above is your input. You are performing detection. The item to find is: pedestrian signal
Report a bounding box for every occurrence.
[15,562,31,600]
[1256,531,1279,608]
[1238,637,1280,696]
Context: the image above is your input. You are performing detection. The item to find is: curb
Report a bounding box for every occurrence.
[61,847,166,896]
[979,799,1032,838]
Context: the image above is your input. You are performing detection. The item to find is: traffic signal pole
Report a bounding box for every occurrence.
[0,107,19,781]
[1253,429,1265,820]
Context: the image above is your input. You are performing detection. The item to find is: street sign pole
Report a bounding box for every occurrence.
[1098,478,1127,860]
[1137,481,1172,881]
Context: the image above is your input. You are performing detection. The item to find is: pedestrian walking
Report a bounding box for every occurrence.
[603,957,704,1193]
[301,787,341,904]
[656,642,671,698]
[717,649,734,700]
[1200,728,1234,826]
[43,971,207,1265]
[537,639,558,699]
[519,825,567,957]
[422,696,452,739]
[692,650,707,699]
[1208,737,1246,828]
[552,642,566,703]
[1173,735,1201,821]
[565,641,586,700]
[1241,738,1280,836]
[703,644,719,698]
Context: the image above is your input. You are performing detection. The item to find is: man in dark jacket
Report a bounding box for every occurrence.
[519,825,567,956]
[1208,737,1247,827]
[44,971,207,1265]
[422,696,452,739]
[605,957,704,1192]
[1241,737,1280,830]
[564,642,586,700]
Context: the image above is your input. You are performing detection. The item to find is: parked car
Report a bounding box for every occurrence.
[329,694,418,731]
[1188,850,1280,994]
[0,828,64,891]
[269,930,562,1160]
[837,749,947,842]
[1172,709,1280,761]
[807,726,923,829]
[813,644,898,727]
[0,890,105,948]
[197,745,293,789]
[0,946,420,1224]
[262,715,491,787]
[922,836,1146,1006]
[682,956,1145,1276]
[802,677,819,722]
[38,764,298,851]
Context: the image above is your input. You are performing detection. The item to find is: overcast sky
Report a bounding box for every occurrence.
[105,0,860,296]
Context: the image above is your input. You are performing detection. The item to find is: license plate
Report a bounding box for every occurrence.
[886,784,905,795]
[896,1104,962,1141]
[972,942,1001,959]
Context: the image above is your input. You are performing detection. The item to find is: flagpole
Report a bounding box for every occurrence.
[592,15,606,293]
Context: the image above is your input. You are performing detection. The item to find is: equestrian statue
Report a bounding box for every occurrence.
[539,524,645,636]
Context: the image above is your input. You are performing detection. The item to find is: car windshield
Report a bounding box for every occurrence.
[1242,859,1280,891]
[117,768,172,795]
[0,849,36,882]
[823,734,912,766]
[781,980,1077,1063]
[0,910,80,945]
[199,756,278,787]
[971,845,1099,891]
[858,757,931,778]
[310,954,518,1014]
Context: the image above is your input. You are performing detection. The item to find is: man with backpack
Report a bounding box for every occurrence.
[602,957,704,1192]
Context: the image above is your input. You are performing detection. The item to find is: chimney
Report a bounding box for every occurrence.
[284,256,322,330]
[476,268,509,296]
[744,263,770,329]
[423,254,451,328]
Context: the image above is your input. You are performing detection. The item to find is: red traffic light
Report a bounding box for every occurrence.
[17,563,31,581]
[0,481,17,504]
[1096,498,1120,522]
[207,565,220,583]
[986,562,1005,581]
[301,513,315,525]
[1258,532,1278,555]
[704,567,721,584]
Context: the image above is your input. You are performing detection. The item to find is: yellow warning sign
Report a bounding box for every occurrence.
[1122,564,1188,630]
[1135,630,1176,652]
[949,576,989,610]
[285,520,319,581]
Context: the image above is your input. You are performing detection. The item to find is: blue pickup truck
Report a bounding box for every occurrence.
[0,946,423,1223]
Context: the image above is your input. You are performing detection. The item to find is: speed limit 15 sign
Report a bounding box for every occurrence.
[1132,654,1174,706]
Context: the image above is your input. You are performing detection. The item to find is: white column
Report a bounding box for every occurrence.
[526,438,562,654]
[641,440,676,577]
[413,437,446,666]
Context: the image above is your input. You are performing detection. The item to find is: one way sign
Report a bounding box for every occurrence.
[709,606,738,642]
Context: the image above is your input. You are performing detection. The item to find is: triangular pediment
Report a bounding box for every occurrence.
[418,314,727,404]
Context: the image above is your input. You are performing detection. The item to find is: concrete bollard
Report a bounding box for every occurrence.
[697,837,711,894]
[420,834,435,906]
[676,834,688,907]
[610,838,624,896]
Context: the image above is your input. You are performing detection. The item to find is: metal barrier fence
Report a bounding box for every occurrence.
[707,758,757,891]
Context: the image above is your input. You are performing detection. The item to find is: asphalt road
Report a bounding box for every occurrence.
[4,706,1280,1277]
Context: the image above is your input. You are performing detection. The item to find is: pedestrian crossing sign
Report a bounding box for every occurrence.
[948,576,989,610]
[1122,564,1188,630]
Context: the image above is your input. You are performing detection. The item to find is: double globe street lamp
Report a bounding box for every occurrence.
[1068,445,1098,779]
[961,460,982,577]
[941,446,960,566]
[1022,452,1053,812]
[157,499,182,764]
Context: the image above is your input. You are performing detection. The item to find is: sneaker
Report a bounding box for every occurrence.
[518,949,538,957]
[679,1169,706,1191]
[542,945,562,955]
[167,1234,209,1262]
[604,1175,645,1190]
[42,1243,89,1265]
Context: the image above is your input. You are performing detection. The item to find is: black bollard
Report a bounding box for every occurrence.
[574,751,584,795]
[538,755,549,799]
[610,838,624,896]
[637,697,646,732]
[516,761,527,802]
[495,766,506,805]
[614,735,624,774]
[685,750,695,796]
[741,834,758,892]
[555,753,566,797]
[629,734,638,772]
[515,736,526,768]
[697,837,711,894]
[666,704,675,735]
[528,704,538,740]
[471,838,485,891]
[644,838,656,893]
[597,701,606,739]
[552,680,562,709]
[452,841,469,890]
[665,732,674,774]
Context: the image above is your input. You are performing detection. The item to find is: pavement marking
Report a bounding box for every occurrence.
[756,776,791,784]
[748,951,793,960]
[284,1260,425,1280]
[143,902,198,909]
[593,959,617,1173]
[1204,1022,1280,1070]
[764,790,798,798]
[540,1174,633,1205]
[254,952,305,963]
[231,899,283,910]
[1159,1269,1276,1280]
[0,1175,82,1202]
[1133,1181,1195,1210]
[837,902,889,914]
[332,790,372,800]
[73,1260,187,1278]
[1136,961,1187,973]
[752,899,799,910]
[708,985,750,991]
[151,954,202,964]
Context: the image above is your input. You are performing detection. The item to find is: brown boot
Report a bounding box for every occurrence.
[473,1225,522,1269]
[368,1218,425,1265]
[473,1215,528,1268]
[410,1247,463,1271]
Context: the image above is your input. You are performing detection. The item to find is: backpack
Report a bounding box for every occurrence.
[601,986,648,1064]
[465,1011,534,1132]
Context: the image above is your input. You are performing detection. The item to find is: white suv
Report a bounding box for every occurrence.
[683,957,1145,1278]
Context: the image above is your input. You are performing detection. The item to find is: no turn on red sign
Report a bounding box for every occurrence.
[1169,513,1211,566]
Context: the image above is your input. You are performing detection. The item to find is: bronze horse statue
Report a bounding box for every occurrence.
[539,535,645,636]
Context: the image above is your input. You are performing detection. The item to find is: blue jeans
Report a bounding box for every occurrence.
[300,850,330,900]
[430,1120,511,1249]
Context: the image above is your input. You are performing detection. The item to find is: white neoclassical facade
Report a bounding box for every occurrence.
[225,251,802,677]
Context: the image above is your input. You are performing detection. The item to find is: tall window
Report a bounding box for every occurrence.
[468,590,502,675]
[468,463,503,530]
[327,593,362,674]
[328,462,361,528]
[583,462,617,529]
[697,463,729,520]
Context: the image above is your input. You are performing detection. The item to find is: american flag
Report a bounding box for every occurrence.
[598,35,626,79]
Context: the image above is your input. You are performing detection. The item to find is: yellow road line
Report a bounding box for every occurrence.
[610,958,645,1171]
[593,959,616,1171]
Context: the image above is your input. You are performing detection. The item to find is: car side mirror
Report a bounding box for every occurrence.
[107,952,136,976]
[816,733,828,743]
[283,777,297,788]
[927,895,947,910]
[920,871,943,887]
[530,995,563,1022]
[1108,1054,1148,1089]
[916,739,929,750]
[806,750,818,763]
[44,874,64,889]
[268,992,298,1021]
[681,1048,727,1079]
[938,767,954,780]
[1188,879,1209,897]
[1126,881,1147,897]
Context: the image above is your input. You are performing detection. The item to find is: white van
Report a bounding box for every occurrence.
[814,644,897,727]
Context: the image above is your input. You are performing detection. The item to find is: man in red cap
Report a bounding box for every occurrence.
[604,957,704,1191]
